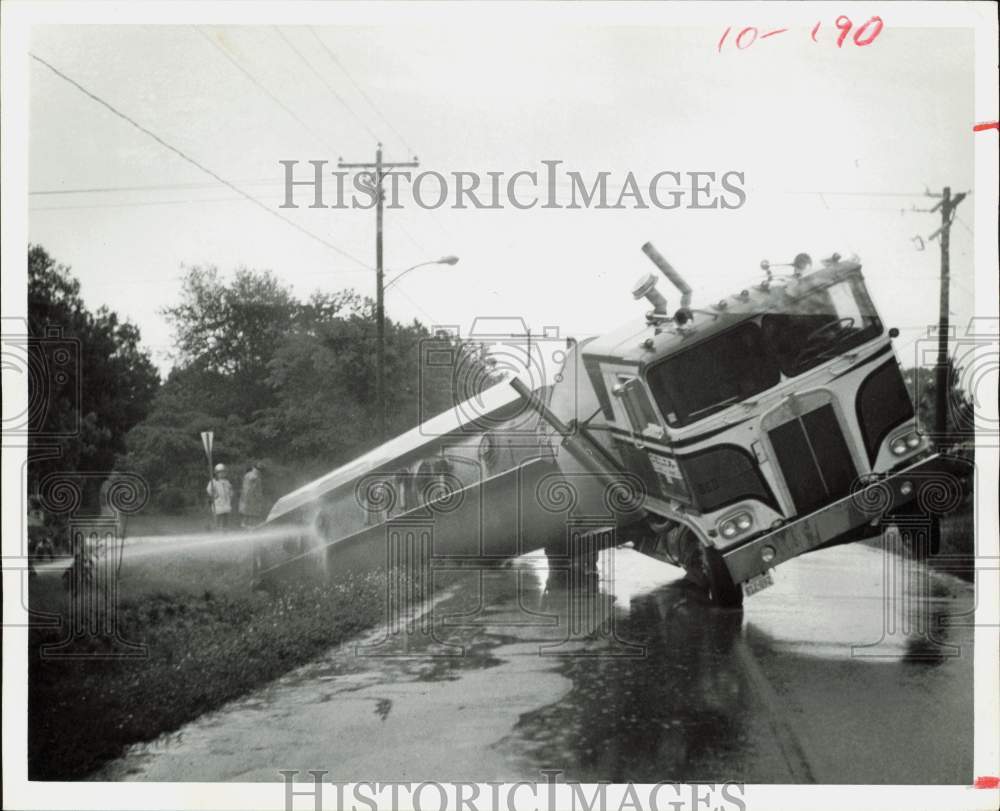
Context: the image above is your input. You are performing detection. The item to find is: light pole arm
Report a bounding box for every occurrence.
[383,261,435,291]
[384,255,459,291]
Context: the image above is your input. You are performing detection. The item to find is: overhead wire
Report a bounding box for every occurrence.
[396,220,429,255]
[271,26,381,143]
[192,26,340,154]
[30,180,278,196]
[29,52,371,270]
[31,195,283,212]
[308,27,416,156]
[33,39,440,322]
[31,179,972,202]
[954,215,974,236]
[270,27,445,322]
[28,54,973,335]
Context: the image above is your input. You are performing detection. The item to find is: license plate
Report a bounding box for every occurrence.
[742,569,775,597]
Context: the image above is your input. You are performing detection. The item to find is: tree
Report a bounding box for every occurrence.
[162,265,297,415]
[902,361,975,455]
[124,361,259,511]
[128,265,501,510]
[27,245,160,502]
[262,298,425,463]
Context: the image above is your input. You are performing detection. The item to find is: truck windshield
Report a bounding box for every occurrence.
[761,278,882,376]
[646,321,779,428]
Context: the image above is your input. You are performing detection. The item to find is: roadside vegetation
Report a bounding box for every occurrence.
[25,246,490,781]
[940,508,976,581]
[865,506,976,582]
[901,364,978,579]
[28,521,427,780]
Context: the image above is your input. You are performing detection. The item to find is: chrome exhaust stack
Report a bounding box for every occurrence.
[631,273,668,313]
[641,241,692,309]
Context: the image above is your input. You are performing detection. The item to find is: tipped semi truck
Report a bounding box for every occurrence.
[261,242,964,607]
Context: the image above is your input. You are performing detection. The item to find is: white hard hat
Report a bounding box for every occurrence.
[214,463,227,472]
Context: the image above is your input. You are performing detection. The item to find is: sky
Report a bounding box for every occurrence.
[27,20,977,376]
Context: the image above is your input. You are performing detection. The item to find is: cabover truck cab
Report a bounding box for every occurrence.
[576,243,945,606]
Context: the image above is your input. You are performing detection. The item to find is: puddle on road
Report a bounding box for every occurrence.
[96,545,974,784]
[96,552,720,782]
[96,559,586,781]
[496,578,759,783]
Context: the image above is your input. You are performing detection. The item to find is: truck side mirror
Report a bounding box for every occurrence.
[888,327,900,338]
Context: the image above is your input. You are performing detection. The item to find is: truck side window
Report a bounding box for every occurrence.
[618,376,664,439]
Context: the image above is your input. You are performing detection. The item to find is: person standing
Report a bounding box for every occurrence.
[239,461,266,528]
[206,463,233,531]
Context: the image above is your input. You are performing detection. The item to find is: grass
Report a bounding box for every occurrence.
[28,514,422,781]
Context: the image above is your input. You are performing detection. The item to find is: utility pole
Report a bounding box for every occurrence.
[926,186,967,439]
[339,144,419,439]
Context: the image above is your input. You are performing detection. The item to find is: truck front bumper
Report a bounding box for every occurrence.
[720,453,971,585]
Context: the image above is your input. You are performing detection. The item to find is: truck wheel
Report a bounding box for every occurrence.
[701,546,744,608]
[675,528,742,607]
[677,529,709,590]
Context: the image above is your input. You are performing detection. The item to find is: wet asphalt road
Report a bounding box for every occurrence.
[98,542,974,784]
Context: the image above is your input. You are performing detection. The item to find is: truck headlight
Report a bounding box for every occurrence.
[719,512,754,539]
[890,431,922,455]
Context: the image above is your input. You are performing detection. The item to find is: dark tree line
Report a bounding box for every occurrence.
[901,363,976,456]
[26,247,498,516]
[27,245,159,506]
[126,263,499,512]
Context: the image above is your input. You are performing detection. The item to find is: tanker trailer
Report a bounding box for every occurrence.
[255,348,646,587]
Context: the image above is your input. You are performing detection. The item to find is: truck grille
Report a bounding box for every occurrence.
[768,404,858,515]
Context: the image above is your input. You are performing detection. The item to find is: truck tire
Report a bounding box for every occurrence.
[702,545,744,608]
[674,527,743,608]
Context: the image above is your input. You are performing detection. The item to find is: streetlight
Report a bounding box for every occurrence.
[384,255,460,291]
[376,255,460,438]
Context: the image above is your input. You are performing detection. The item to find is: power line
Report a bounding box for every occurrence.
[789,190,974,198]
[31,195,463,259]
[30,52,370,270]
[193,26,339,154]
[31,195,282,212]
[391,284,438,325]
[30,180,275,196]
[271,26,380,143]
[308,27,416,156]
[816,191,859,256]
[397,220,429,255]
[31,178,970,200]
